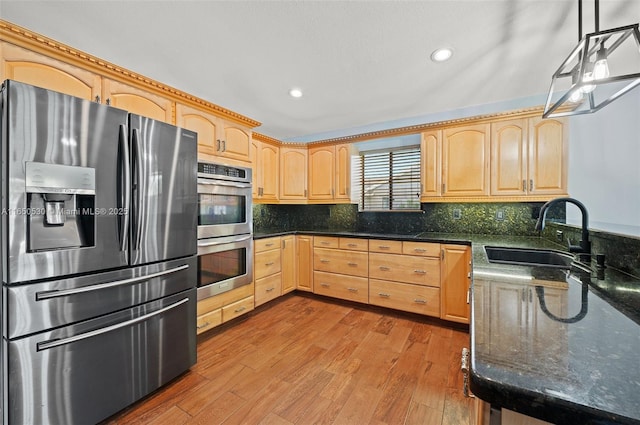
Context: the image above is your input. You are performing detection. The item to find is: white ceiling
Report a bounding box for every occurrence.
[2,0,638,141]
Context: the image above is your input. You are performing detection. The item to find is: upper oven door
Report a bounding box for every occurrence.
[197,178,252,238]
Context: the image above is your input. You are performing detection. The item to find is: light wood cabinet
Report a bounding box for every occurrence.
[308,144,352,203]
[441,244,472,323]
[442,124,491,197]
[196,283,254,335]
[312,237,369,302]
[281,235,296,294]
[0,42,101,101]
[254,236,282,306]
[314,270,368,303]
[369,278,440,316]
[420,129,442,197]
[252,139,279,202]
[280,146,308,202]
[490,118,568,197]
[296,235,314,292]
[102,78,173,123]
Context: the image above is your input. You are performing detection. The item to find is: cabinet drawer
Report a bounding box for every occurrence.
[222,296,254,322]
[255,249,281,279]
[339,238,369,252]
[255,237,281,253]
[369,253,440,286]
[196,308,222,335]
[369,279,440,317]
[369,239,403,254]
[314,236,339,249]
[403,241,441,257]
[314,248,368,277]
[255,273,282,307]
[313,271,368,304]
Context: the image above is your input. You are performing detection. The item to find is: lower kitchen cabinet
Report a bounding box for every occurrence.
[312,237,369,303]
[196,283,254,335]
[441,244,472,323]
[255,273,282,306]
[313,271,368,303]
[281,235,296,294]
[475,399,553,425]
[254,236,283,307]
[369,278,440,316]
[296,235,314,292]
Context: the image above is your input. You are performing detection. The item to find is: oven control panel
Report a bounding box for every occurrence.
[197,161,252,183]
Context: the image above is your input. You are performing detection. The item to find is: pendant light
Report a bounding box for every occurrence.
[542,0,640,118]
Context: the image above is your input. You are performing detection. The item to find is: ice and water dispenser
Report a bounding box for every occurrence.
[25,161,96,251]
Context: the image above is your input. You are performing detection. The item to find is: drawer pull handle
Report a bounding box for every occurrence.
[197,322,210,329]
[265,262,275,266]
[347,287,358,292]
[320,283,330,288]
[413,299,427,304]
[321,241,330,245]
[234,306,247,313]
[414,269,426,275]
[347,243,358,247]
[320,259,330,263]
[378,292,390,298]
[414,248,427,253]
[379,266,390,271]
[266,287,275,292]
[265,243,274,247]
[348,262,358,267]
[378,245,390,249]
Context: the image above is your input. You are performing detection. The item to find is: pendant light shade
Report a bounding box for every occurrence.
[543,1,640,119]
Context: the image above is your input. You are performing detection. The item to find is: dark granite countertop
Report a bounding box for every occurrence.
[255,229,640,424]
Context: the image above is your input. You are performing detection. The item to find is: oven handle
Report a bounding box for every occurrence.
[198,235,252,247]
[197,180,252,189]
[35,264,189,300]
[36,298,189,351]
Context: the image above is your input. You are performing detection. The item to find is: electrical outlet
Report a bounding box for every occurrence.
[453,208,462,220]
[496,210,505,221]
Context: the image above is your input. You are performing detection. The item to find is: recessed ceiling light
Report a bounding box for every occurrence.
[289,88,303,98]
[431,47,453,63]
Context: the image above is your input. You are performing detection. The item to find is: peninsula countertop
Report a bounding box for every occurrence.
[254,230,640,424]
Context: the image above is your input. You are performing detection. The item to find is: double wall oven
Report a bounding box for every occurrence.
[197,161,253,300]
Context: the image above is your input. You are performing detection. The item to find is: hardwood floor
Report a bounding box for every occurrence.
[103,293,474,425]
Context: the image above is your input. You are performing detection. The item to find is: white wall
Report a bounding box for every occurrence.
[567,90,640,237]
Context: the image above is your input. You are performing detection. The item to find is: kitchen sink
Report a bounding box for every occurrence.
[484,246,576,269]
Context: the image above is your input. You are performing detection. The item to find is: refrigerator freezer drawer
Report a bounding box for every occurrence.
[4,289,197,425]
[5,256,196,339]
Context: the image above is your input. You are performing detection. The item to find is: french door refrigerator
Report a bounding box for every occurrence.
[0,80,198,425]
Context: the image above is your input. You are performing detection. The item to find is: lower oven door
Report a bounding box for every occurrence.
[4,289,197,425]
[197,234,253,300]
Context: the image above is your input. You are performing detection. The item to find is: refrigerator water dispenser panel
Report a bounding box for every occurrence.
[25,162,96,251]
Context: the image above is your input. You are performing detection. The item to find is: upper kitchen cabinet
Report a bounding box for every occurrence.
[0,42,101,101]
[251,134,279,202]
[420,129,442,198]
[442,124,491,197]
[527,117,568,196]
[308,143,352,203]
[491,117,568,198]
[177,103,253,165]
[103,79,173,123]
[280,145,308,202]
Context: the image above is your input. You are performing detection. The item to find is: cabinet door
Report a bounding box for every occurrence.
[220,124,252,163]
[421,130,442,197]
[280,147,308,201]
[251,139,260,198]
[491,119,527,196]
[1,42,101,101]
[296,235,313,292]
[441,244,472,323]
[528,117,568,195]
[281,236,296,294]
[443,124,490,197]
[253,141,279,202]
[334,144,351,201]
[308,145,335,200]
[102,79,173,123]
[176,103,221,158]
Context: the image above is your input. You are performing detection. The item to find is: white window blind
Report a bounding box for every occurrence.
[351,146,421,211]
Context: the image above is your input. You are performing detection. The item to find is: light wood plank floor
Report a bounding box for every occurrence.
[103,293,474,425]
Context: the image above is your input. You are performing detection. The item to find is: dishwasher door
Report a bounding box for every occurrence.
[4,288,196,425]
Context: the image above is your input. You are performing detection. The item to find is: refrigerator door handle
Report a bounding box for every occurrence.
[36,297,189,351]
[132,128,143,251]
[35,264,189,300]
[118,124,131,252]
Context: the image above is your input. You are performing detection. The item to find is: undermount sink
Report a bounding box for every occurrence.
[484,246,575,269]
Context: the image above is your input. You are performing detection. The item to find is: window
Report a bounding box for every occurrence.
[352,145,421,211]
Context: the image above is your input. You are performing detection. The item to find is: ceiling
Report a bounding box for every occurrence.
[1,0,638,141]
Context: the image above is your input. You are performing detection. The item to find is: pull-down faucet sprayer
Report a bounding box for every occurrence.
[535,197,591,263]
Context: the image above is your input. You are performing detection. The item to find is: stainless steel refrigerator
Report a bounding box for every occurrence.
[0,80,198,424]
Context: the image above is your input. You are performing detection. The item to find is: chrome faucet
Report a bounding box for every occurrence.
[535,197,591,263]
